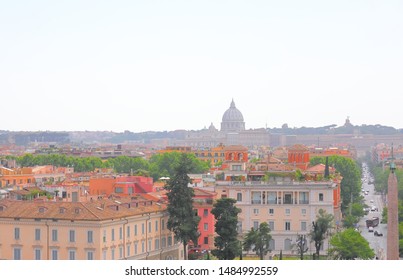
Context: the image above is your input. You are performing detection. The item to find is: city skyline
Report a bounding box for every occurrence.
[1,1,402,132]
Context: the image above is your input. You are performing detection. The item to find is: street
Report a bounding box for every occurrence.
[358,162,387,259]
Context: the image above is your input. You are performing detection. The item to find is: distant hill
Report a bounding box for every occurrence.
[1,123,402,145]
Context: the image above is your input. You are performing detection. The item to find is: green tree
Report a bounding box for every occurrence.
[328,228,375,260]
[342,214,358,228]
[310,209,334,259]
[324,156,330,179]
[243,222,272,260]
[149,152,209,181]
[211,198,241,260]
[311,156,361,212]
[165,153,201,260]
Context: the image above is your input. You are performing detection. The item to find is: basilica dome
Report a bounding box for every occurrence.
[222,99,244,122]
[221,99,245,132]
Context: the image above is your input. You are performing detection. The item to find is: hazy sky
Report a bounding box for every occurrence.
[1,1,402,132]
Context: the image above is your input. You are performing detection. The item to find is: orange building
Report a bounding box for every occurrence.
[194,144,226,166]
[89,176,155,196]
[288,144,310,170]
[309,147,355,159]
[0,166,35,188]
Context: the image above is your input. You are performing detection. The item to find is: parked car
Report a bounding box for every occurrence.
[374,230,383,237]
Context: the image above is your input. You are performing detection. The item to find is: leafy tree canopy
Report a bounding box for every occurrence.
[329,228,375,260]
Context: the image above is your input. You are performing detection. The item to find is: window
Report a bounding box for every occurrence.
[283,193,293,204]
[13,248,21,260]
[103,230,106,243]
[161,237,166,248]
[284,239,292,250]
[103,250,107,260]
[253,221,259,230]
[161,220,165,230]
[14,227,20,240]
[155,239,160,250]
[301,221,307,231]
[51,249,58,260]
[269,239,275,251]
[134,242,138,255]
[119,246,123,259]
[204,237,209,245]
[232,165,242,171]
[142,223,145,234]
[301,209,307,215]
[141,241,145,253]
[299,192,309,204]
[251,192,261,204]
[34,248,41,260]
[127,226,130,238]
[285,209,290,215]
[148,221,151,233]
[115,187,123,193]
[204,223,208,231]
[69,230,75,243]
[52,229,58,242]
[267,192,277,204]
[268,221,275,231]
[111,229,115,241]
[155,220,158,232]
[69,250,76,260]
[127,245,131,256]
[253,208,259,215]
[269,208,274,215]
[119,227,123,240]
[134,225,138,235]
[236,193,242,202]
[168,236,172,247]
[111,248,115,260]
[285,221,291,231]
[87,230,93,243]
[319,193,324,202]
[35,228,41,241]
[87,251,94,260]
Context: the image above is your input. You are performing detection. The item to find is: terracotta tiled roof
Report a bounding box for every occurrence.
[0,197,166,221]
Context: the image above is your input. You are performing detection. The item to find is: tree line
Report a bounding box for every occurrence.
[4,152,210,181]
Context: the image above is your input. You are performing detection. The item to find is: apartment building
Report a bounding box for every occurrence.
[215,177,339,256]
[0,197,182,260]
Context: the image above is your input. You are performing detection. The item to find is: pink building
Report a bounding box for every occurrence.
[192,188,216,251]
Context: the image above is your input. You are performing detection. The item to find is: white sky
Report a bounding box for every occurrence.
[1,1,402,132]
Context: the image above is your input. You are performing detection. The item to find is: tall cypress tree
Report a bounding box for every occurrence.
[211,198,241,260]
[165,153,200,260]
[324,156,330,179]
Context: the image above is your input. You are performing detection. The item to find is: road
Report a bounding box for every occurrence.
[358,162,387,259]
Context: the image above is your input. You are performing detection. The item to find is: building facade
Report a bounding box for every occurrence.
[0,197,182,260]
[214,178,337,256]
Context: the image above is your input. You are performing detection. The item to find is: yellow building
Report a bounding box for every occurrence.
[0,196,182,260]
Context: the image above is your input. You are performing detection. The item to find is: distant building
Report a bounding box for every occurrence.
[179,99,271,148]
